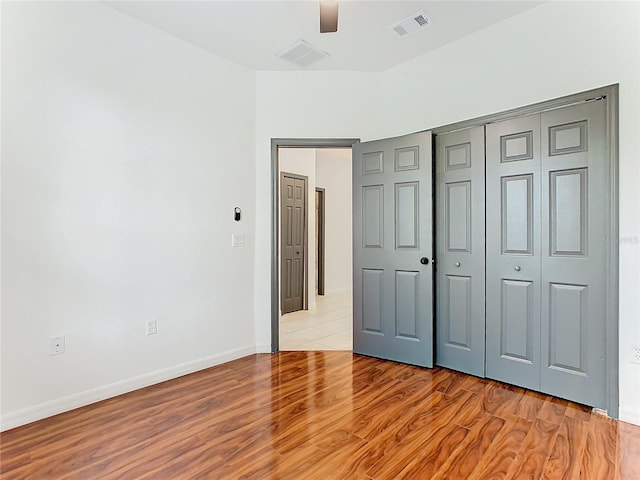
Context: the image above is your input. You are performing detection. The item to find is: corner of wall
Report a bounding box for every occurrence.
[619,408,640,426]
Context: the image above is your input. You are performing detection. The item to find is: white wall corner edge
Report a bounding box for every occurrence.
[618,407,640,427]
[255,343,272,354]
[0,344,259,432]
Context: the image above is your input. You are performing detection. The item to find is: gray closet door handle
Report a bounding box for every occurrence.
[420,257,429,265]
[454,262,461,267]
[514,265,521,272]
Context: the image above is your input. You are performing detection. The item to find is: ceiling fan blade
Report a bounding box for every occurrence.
[320,1,338,33]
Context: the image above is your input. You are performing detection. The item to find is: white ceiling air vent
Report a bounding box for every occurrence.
[389,11,431,37]
[276,39,330,68]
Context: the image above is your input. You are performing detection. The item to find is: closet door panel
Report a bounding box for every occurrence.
[540,100,607,409]
[435,126,485,376]
[485,114,542,390]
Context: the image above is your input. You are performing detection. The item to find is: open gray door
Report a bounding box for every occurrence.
[352,131,434,367]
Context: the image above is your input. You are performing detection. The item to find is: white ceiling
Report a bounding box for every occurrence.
[105,1,543,72]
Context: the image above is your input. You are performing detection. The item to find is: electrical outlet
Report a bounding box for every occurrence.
[50,335,65,355]
[146,320,158,336]
[632,345,640,365]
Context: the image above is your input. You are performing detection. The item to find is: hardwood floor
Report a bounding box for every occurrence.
[1,351,639,479]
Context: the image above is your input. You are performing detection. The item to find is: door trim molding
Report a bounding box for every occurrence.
[271,139,359,353]
[316,187,326,297]
[433,84,619,418]
[605,85,619,420]
[432,85,616,136]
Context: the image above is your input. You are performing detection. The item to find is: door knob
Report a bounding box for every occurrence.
[420,257,429,265]
[514,265,521,272]
[454,262,461,267]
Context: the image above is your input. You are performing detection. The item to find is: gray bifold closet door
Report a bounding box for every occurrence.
[435,127,486,377]
[486,100,607,408]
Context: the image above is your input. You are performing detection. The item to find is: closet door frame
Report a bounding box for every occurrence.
[432,84,619,418]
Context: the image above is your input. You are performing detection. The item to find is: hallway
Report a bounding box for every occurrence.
[279,291,352,351]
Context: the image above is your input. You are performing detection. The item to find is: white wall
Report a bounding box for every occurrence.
[1,2,256,429]
[279,148,317,309]
[315,149,352,294]
[255,2,640,424]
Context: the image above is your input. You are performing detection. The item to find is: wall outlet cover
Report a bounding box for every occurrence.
[632,345,640,364]
[146,320,158,336]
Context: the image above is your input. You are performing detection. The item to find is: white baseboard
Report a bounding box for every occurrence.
[619,408,640,426]
[0,344,257,432]
[323,288,352,296]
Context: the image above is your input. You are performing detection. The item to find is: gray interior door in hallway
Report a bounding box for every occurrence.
[280,172,307,315]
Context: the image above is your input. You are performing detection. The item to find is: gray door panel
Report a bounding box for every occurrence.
[486,114,542,390]
[485,102,608,408]
[435,127,486,376]
[353,132,434,367]
[280,173,306,314]
[540,100,607,408]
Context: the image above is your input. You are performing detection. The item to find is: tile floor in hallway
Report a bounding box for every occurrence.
[279,290,352,350]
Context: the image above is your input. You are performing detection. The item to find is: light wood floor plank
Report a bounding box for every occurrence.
[542,415,589,480]
[467,415,533,480]
[431,414,506,480]
[618,420,640,480]
[505,417,560,480]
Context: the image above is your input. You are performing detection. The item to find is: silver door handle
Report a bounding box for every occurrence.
[454,262,461,267]
[514,265,521,272]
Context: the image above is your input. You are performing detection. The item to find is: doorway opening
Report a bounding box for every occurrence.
[273,141,358,352]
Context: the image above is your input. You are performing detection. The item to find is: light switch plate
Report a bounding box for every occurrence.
[50,335,65,355]
[232,234,245,248]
